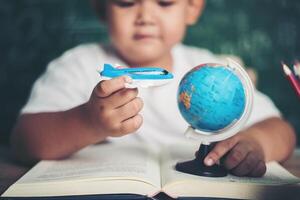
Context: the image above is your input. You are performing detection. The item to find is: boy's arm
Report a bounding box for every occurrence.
[11,104,100,165]
[204,117,296,176]
[244,117,296,162]
[11,76,143,165]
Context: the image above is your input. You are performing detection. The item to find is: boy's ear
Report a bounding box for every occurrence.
[186,0,205,25]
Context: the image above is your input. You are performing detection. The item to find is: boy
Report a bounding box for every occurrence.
[11,0,296,177]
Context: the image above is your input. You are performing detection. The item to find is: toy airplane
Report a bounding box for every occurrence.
[99,63,174,88]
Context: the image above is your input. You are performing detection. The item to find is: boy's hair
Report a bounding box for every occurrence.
[90,0,107,20]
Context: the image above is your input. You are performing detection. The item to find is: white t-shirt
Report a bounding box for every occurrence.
[21,43,281,145]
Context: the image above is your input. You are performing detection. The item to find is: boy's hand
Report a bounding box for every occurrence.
[204,133,266,177]
[85,76,143,138]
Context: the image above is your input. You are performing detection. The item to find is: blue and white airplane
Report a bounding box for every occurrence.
[99,63,174,88]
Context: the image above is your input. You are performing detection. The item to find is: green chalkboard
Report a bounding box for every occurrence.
[0,0,299,145]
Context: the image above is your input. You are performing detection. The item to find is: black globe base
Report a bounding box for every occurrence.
[175,143,228,177]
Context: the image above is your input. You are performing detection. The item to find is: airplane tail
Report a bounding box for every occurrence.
[103,63,115,71]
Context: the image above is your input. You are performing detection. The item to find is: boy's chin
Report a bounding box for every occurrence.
[133,46,168,57]
[125,54,165,66]
[133,40,168,50]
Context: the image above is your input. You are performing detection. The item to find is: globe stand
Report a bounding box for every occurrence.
[175,143,227,177]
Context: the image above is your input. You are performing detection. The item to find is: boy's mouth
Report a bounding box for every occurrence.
[133,34,157,40]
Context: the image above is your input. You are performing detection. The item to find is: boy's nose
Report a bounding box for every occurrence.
[135,0,156,26]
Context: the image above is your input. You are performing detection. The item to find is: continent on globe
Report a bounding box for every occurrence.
[179,92,191,109]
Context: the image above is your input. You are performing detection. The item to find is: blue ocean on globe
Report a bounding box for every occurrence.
[178,64,246,132]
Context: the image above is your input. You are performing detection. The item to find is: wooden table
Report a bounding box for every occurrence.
[1,146,300,196]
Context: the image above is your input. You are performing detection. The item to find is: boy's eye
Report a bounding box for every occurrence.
[111,0,175,8]
[112,0,136,8]
[157,0,175,7]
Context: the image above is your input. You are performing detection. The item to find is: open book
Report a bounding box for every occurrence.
[2,142,300,200]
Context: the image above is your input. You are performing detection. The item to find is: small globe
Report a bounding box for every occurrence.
[178,63,246,133]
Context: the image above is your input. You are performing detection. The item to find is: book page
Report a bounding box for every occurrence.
[16,142,161,188]
[160,143,300,187]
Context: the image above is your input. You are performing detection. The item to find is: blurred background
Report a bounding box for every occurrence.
[0,0,299,146]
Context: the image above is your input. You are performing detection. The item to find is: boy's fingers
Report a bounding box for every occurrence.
[249,160,266,177]
[204,137,239,166]
[231,152,259,176]
[95,76,132,98]
[118,114,143,136]
[106,88,138,109]
[223,143,249,170]
[115,97,143,122]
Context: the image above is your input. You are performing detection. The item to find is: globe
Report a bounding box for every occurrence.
[175,61,254,177]
[177,63,247,133]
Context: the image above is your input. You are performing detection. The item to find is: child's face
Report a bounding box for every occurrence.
[106,0,204,66]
